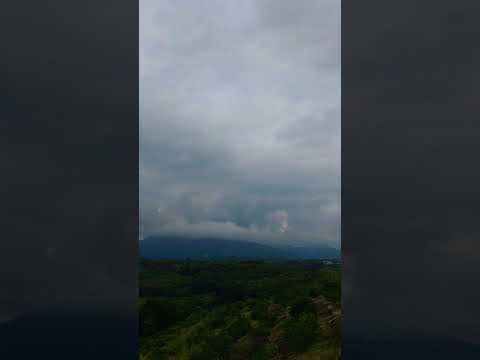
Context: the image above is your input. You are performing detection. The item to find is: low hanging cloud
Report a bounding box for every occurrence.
[143,197,292,241]
[266,210,289,233]
[140,0,340,247]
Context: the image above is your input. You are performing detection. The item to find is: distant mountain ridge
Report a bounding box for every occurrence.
[278,244,340,259]
[140,235,340,260]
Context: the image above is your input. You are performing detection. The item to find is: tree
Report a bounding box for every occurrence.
[226,317,250,340]
[289,297,316,318]
[280,313,319,354]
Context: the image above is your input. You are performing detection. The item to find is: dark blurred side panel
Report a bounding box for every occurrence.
[343,0,480,358]
[0,0,138,358]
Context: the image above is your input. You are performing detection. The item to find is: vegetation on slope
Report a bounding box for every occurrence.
[139,259,340,360]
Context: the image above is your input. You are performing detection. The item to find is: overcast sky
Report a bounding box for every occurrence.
[140,0,340,248]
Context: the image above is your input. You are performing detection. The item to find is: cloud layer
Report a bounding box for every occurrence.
[140,0,340,247]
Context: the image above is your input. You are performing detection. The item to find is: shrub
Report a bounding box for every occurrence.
[209,313,227,328]
[289,297,316,318]
[190,333,233,360]
[252,324,270,339]
[140,299,178,336]
[308,287,321,297]
[321,282,340,302]
[189,349,216,360]
[251,302,269,321]
[226,317,250,340]
[280,314,319,354]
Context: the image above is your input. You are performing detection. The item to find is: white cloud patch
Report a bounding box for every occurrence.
[266,210,290,234]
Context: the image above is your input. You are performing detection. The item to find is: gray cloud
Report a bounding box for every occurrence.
[140,0,340,247]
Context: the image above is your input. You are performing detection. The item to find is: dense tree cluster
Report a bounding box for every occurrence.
[139,259,340,359]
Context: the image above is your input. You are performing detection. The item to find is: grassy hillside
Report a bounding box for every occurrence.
[139,259,341,359]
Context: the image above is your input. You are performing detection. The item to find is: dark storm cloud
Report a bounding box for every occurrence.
[343,0,480,354]
[140,0,340,246]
